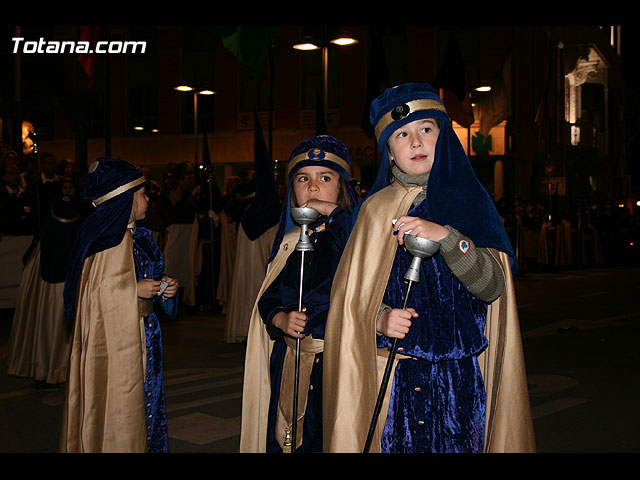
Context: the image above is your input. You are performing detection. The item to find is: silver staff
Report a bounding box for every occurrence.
[288,206,320,453]
[363,234,440,453]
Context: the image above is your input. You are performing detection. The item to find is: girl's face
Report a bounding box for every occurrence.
[387,118,440,176]
[132,186,149,221]
[292,165,340,206]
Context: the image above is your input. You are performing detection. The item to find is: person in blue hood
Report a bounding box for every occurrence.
[240,135,356,453]
[323,83,535,453]
[60,157,178,453]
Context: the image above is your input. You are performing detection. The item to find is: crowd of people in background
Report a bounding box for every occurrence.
[1,143,84,238]
[2,141,639,316]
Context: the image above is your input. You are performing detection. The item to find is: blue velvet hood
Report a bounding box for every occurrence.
[63,157,147,320]
[268,135,356,263]
[366,83,516,271]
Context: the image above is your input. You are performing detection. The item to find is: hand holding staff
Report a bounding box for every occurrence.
[363,234,440,453]
[288,206,320,453]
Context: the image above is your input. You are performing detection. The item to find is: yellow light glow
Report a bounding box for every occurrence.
[134,126,144,131]
[636,200,640,207]
[619,203,625,208]
[199,89,216,95]
[174,85,194,92]
[330,37,358,46]
[475,85,492,92]
[293,42,320,51]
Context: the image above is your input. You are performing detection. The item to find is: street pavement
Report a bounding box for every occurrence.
[1,265,639,454]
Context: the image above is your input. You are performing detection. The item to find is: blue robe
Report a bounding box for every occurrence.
[132,226,178,453]
[376,197,488,453]
[258,209,351,453]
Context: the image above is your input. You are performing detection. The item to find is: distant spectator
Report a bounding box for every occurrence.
[1,161,36,236]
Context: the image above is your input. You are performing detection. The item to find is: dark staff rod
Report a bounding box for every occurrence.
[362,279,415,454]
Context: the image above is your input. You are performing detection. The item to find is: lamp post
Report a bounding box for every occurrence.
[293,28,358,129]
[174,84,216,168]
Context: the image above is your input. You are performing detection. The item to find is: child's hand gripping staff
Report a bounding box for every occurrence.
[363,233,440,453]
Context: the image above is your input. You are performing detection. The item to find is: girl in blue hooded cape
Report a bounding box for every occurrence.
[323,84,535,453]
[61,157,178,453]
[240,136,356,453]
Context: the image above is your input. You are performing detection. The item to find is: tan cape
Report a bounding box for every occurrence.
[225,224,277,343]
[322,181,536,453]
[239,227,301,452]
[6,244,72,384]
[59,231,148,453]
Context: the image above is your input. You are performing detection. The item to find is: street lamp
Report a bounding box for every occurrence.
[174,84,216,167]
[292,28,358,128]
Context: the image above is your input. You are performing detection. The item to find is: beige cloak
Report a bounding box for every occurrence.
[239,228,300,452]
[5,244,72,384]
[59,231,148,453]
[322,181,536,453]
[224,224,277,343]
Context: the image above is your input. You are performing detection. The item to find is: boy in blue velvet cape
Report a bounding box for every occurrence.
[323,84,535,453]
[240,136,356,453]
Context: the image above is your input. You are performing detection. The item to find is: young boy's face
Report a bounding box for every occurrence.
[293,165,340,207]
[132,186,149,221]
[388,118,440,176]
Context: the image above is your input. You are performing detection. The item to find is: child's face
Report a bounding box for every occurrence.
[388,118,440,176]
[62,181,76,198]
[293,166,340,207]
[132,187,149,221]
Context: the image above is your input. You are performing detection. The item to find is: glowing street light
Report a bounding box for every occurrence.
[292,42,320,51]
[292,28,358,129]
[329,36,358,46]
[175,83,217,167]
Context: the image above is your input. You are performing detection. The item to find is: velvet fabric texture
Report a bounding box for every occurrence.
[365,84,510,452]
[322,83,524,453]
[64,157,146,320]
[132,226,178,452]
[365,83,516,272]
[268,135,356,263]
[376,195,489,453]
[258,209,351,453]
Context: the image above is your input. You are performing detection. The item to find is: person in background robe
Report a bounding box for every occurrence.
[5,192,83,386]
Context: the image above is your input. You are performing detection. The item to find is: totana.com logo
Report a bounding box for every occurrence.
[12,37,146,54]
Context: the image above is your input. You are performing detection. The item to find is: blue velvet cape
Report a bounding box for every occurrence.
[364,83,516,272]
[258,208,351,453]
[64,157,146,320]
[132,226,178,453]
